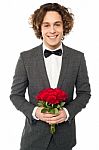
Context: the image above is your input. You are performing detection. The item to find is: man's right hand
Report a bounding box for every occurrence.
[35,107,56,123]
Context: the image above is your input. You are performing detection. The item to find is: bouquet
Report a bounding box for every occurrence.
[36,88,68,134]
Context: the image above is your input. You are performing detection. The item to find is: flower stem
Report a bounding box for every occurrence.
[50,124,55,134]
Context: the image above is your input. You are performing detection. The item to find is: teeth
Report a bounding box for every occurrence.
[49,36,57,39]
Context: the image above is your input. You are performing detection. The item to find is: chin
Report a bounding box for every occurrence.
[48,44,60,49]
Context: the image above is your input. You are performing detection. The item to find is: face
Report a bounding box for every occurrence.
[41,11,63,50]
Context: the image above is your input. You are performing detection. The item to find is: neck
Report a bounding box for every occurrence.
[43,42,62,51]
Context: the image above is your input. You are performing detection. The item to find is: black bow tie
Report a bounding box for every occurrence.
[44,49,62,58]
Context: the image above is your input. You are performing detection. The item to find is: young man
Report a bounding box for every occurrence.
[10,3,91,150]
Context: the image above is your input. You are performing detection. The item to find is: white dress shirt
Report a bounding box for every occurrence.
[43,44,62,88]
[32,43,69,121]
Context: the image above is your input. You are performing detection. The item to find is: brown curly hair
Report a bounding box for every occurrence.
[29,3,74,39]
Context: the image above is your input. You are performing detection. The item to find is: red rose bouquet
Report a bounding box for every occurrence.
[36,88,68,134]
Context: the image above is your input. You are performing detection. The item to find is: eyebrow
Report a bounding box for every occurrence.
[42,21,63,24]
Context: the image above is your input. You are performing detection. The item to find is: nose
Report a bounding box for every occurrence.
[50,25,56,33]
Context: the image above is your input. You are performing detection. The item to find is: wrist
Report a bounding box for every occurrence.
[63,107,70,121]
[32,106,39,120]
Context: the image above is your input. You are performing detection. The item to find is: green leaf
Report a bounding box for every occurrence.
[60,102,65,107]
[37,101,43,107]
[46,105,51,108]
[51,104,54,108]
[52,104,57,108]
[54,108,59,114]
[57,104,61,109]
[43,102,47,108]
[41,108,48,113]
[48,108,55,114]
[45,101,48,107]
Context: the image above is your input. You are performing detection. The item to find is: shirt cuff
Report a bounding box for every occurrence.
[32,106,39,120]
[63,107,70,121]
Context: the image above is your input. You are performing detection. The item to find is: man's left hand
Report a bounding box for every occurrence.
[46,109,67,124]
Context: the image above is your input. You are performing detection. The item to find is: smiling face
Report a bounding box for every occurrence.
[41,11,63,50]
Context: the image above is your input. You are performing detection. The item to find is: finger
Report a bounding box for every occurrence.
[46,113,62,121]
[41,114,56,123]
[47,119,63,124]
[43,113,56,118]
[47,115,66,124]
[43,115,60,123]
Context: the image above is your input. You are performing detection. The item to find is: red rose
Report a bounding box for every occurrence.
[35,88,68,134]
[36,88,68,104]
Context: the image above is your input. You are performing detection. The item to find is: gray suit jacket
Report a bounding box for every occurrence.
[10,44,91,150]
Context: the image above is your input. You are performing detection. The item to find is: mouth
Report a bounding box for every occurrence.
[48,35,58,39]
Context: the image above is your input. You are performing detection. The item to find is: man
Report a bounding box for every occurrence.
[10,3,91,150]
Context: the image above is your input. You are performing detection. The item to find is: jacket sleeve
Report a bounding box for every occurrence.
[66,53,91,122]
[10,53,36,124]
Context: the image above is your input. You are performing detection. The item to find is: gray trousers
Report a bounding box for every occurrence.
[46,136,72,150]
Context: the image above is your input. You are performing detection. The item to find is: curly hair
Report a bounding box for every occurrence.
[29,3,74,39]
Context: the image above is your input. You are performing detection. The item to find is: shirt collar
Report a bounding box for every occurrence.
[43,43,63,54]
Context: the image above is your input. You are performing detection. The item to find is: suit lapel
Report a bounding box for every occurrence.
[35,44,70,89]
[35,44,50,88]
[57,44,70,88]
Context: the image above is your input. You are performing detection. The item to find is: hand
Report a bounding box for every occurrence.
[45,109,67,124]
[35,108,67,124]
[35,107,56,123]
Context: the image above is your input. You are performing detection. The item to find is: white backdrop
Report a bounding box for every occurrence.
[0,0,99,150]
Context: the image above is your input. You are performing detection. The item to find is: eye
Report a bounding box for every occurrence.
[42,23,50,28]
[55,23,61,26]
[44,24,49,27]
